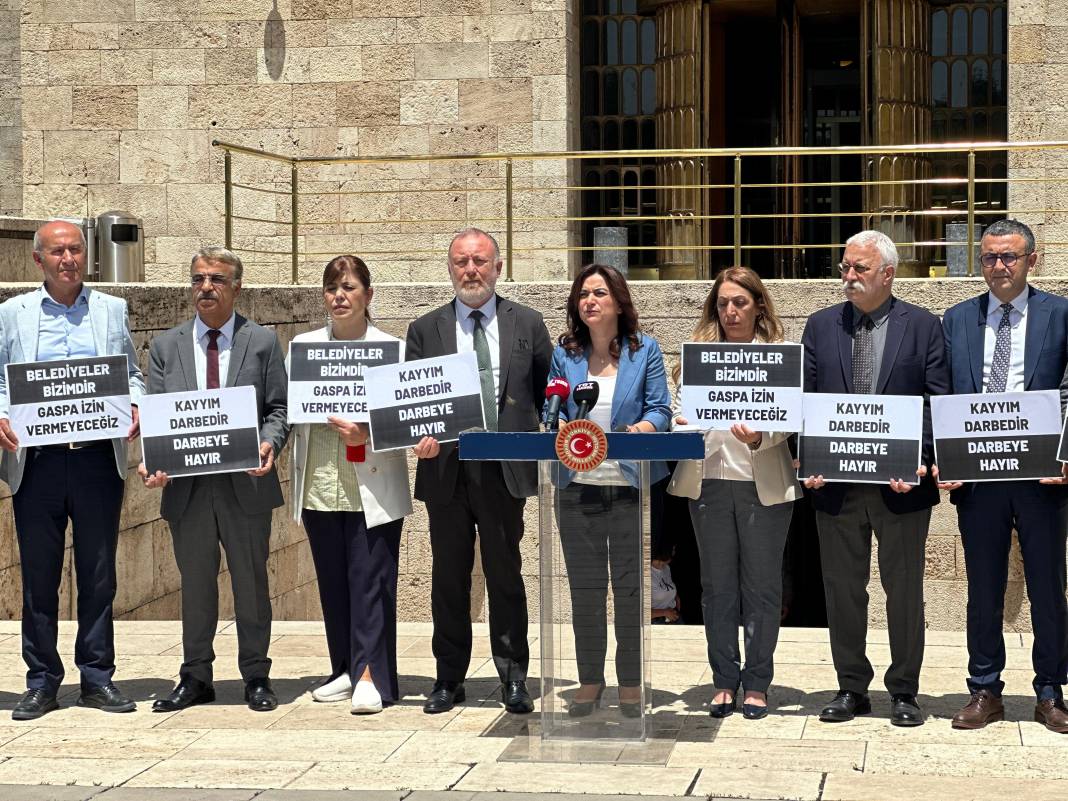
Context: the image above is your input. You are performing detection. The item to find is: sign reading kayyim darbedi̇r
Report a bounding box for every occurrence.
[934,390,1062,482]
[4,355,132,446]
[680,342,804,432]
[364,352,485,452]
[287,340,402,424]
[140,386,261,477]
[799,393,923,484]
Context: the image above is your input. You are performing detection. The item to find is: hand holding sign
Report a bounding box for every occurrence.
[413,436,441,459]
[327,416,368,447]
[248,442,274,477]
[128,405,140,442]
[0,418,17,451]
[137,462,170,488]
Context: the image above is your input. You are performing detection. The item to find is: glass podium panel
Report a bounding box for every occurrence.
[538,459,652,742]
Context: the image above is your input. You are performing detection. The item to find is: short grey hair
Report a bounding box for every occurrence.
[447,227,501,265]
[33,220,86,253]
[845,230,899,272]
[191,246,243,282]
[982,219,1036,253]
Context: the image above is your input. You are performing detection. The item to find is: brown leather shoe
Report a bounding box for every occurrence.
[1034,698,1068,733]
[951,689,1004,729]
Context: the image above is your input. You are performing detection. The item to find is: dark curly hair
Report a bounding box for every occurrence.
[559,264,642,357]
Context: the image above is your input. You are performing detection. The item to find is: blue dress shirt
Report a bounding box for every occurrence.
[37,285,96,360]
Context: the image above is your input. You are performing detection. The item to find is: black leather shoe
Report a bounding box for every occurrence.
[152,676,215,712]
[890,693,924,727]
[709,691,736,719]
[244,677,277,712]
[423,680,464,714]
[502,680,533,714]
[818,690,871,723]
[742,703,769,720]
[78,682,136,713]
[11,688,58,721]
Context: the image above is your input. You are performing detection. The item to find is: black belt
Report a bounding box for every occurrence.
[36,440,112,451]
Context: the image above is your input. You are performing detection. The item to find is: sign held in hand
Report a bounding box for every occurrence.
[287,340,402,424]
[5,355,132,446]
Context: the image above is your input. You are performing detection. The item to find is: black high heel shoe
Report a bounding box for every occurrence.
[709,692,736,718]
[619,686,642,718]
[741,691,769,719]
[568,684,606,718]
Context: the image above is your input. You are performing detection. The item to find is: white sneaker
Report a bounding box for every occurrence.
[351,680,383,714]
[311,674,352,703]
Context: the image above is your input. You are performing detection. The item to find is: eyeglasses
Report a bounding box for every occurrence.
[190,274,232,287]
[838,261,879,276]
[979,252,1032,268]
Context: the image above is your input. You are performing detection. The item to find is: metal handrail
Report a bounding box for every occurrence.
[213,139,1065,283]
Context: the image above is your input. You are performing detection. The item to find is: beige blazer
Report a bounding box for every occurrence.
[287,325,413,528]
[666,383,801,507]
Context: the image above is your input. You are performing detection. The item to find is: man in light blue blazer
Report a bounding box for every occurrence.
[0,220,145,720]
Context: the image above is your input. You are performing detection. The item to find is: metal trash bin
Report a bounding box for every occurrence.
[95,211,144,282]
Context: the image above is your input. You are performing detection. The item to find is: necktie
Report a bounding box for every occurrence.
[852,314,874,394]
[469,310,498,431]
[206,329,221,390]
[987,302,1014,393]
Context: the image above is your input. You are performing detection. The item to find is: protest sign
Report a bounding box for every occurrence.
[934,390,1062,482]
[287,340,402,424]
[5,355,131,446]
[799,393,923,484]
[679,342,803,432]
[365,352,485,451]
[140,386,261,477]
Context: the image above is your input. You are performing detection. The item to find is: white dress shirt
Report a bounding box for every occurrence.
[455,296,501,400]
[982,288,1028,393]
[193,313,236,390]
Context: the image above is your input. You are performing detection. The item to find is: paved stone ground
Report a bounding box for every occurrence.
[0,620,1066,801]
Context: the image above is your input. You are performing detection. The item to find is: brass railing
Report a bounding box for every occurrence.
[211,139,1068,283]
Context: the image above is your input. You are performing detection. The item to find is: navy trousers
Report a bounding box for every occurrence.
[13,444,125,693]
[302,509,403,704]
[957,481,1068,700]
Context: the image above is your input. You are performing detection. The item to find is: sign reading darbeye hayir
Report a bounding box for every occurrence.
[140,386,261,477]
[934,390,1062,482]
[799,393,923,484]
[364,352,485,452]
[679,342,804,432]
[287,340,402,424]
[4,355,132,446]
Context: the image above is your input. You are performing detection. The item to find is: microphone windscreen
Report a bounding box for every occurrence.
[572,380,600,407]
[545,377,570,400]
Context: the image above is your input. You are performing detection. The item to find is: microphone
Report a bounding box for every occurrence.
[544,378,570,430]
[346,444,366,463]
[573,380,600,421]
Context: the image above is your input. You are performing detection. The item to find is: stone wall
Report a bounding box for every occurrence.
[0,0,21,216]
[13,1,573,284]
[1,276,1065,632]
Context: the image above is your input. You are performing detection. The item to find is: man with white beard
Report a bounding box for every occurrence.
[800,230,949,727]
[405,228,552,715]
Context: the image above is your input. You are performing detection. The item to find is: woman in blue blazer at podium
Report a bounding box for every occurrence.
[547,263,671,718]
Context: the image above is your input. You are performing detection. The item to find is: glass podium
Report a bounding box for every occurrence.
[459,429,703,744]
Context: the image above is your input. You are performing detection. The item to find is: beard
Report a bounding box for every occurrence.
[454,279,493,307]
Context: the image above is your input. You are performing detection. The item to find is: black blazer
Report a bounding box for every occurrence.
[942,285,1068,503]
[405,295,553,504]
[148,314,290,521]
[801,296,950,516]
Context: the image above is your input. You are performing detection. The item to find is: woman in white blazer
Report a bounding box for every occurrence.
[288,255,412,714]
[669,266,800,720]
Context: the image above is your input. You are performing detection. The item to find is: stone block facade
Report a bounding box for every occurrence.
[9,1,573,284]
[0,276,1064,632]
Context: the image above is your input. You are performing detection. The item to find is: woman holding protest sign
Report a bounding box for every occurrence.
[669,266,800,720]
[547,264,671,719]
[288,255,412,714]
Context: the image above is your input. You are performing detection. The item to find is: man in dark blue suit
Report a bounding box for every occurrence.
[801,230,949,727]
[937,219,1068,733]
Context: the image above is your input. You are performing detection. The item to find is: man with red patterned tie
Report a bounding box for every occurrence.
[138,247,289,713]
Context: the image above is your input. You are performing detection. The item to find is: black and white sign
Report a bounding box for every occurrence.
[799,394,923,484]
[5,355,132,446]
[679,342,804,432]
[935,391,1062,482]
[140,386,261,478]
[365,352,484,452]
[287,340,402,424]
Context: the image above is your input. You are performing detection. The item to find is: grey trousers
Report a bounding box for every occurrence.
[815,485,930,696]
[689,479,793,693]
[167,474,274,684]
